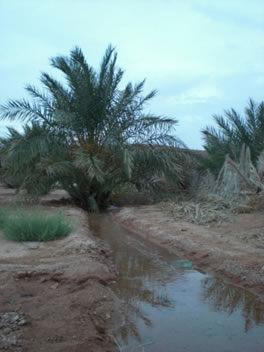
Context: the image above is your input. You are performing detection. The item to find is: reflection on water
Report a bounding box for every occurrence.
[202,277,264,332]
[90,214,264,352]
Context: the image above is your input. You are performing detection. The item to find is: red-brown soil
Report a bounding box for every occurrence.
[0,188,120,352]
[2,185,264,351]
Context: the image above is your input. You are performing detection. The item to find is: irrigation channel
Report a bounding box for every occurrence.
[89,213,264,352]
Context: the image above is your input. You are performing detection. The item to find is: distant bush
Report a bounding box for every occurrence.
[1,208,72,242]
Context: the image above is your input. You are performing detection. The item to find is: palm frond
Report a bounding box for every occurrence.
[122,148,134,179]
[203,99,264,173]
[0,44,184,210]
[0,99,52,125]
[73,149,105,183]
[99,44,116,88]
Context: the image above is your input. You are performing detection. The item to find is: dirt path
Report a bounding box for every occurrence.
[0,189,120,352]
[113,206,264,301]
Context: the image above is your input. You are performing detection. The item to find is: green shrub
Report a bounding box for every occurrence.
[3,209,72,242]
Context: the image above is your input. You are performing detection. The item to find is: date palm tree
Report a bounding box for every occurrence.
[202,99,264,174]
[0,45,183,210]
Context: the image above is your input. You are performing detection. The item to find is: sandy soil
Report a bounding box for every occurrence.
[113,206,264,302]
[0,188,120,352]
[2,184,264,350]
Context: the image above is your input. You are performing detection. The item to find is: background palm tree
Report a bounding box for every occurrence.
[0,45,184,210]
[202,99,264,174]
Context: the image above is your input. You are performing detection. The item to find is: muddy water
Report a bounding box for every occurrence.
[89,214,264,352]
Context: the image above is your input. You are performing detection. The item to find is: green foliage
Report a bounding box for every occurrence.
[2,209,72,242]
[202,99,264,174]
[0,45,184,210]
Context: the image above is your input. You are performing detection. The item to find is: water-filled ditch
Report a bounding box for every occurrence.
[89,213,264,352]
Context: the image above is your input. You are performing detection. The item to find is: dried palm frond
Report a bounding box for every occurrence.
[158,199,232,225]
[159,145,264,225]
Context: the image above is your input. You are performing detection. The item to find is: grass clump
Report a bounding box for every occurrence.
[2,209,72,242]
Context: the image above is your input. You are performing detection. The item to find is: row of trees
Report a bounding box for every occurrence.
[1,45,263,210]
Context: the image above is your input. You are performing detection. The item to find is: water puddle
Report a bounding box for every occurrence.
[90,214,264,352]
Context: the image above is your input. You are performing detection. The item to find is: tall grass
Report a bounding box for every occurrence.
[0,208,72,242]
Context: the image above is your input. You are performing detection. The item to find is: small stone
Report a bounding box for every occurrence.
[261,265,264,271]
[17,319,27,326]
[24,242,39,250]
[7,299,16,305]
[11,314,20,323]
[7,335,18,346]
[95,325,105,334]
[3,327,12,334]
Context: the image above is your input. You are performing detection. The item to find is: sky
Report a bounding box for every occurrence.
[0,0,264,149]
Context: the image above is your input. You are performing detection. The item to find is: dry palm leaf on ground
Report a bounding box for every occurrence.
[157,198,232,225]
[158,146,264,225]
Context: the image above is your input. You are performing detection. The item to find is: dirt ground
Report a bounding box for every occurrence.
[1,186,264,351]
[113,206,264,302]
[0,187,120,352]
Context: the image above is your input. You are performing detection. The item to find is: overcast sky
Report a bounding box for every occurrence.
[1,0,264,149]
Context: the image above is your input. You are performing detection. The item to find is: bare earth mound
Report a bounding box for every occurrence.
[0,188,120,352]
[113,206,264,302]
